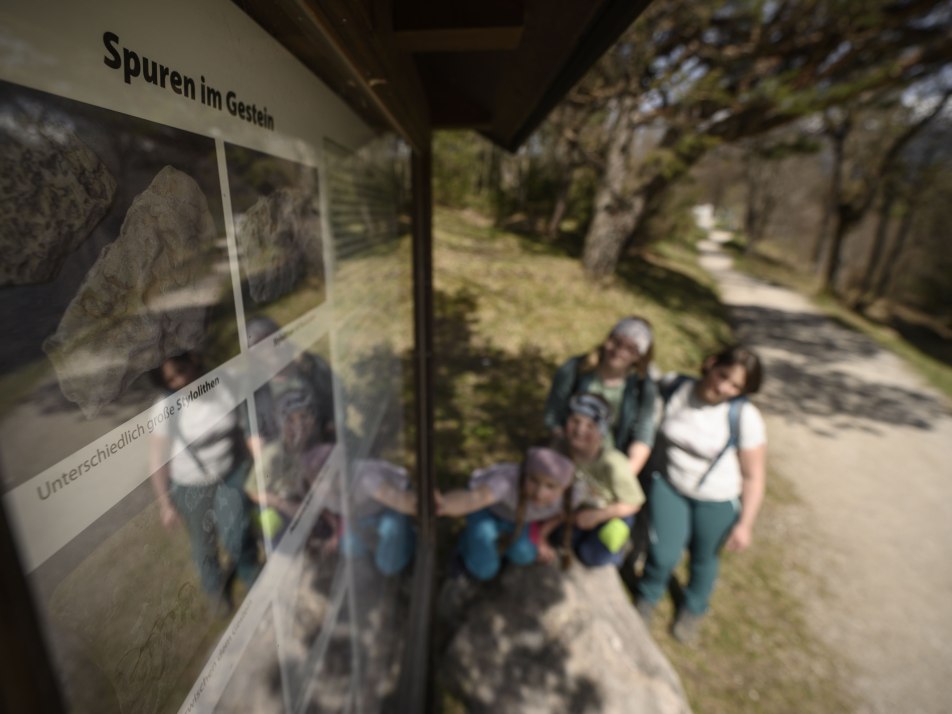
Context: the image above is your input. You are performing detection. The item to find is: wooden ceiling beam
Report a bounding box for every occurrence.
[393,26,523,52]
[392,0,525,51]
[424,77,494,129]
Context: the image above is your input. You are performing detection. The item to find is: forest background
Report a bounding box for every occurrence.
[431,0,952,367]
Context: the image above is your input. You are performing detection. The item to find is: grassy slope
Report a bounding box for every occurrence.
[432,207,851,713]
[431,208,732,482]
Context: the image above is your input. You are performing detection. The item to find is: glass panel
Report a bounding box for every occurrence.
[0,2,416,711]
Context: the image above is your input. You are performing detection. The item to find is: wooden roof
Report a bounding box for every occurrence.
[233,0,653,152]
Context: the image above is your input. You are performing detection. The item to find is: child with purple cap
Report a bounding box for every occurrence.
[330,459,418,576]
[437,447,582,581]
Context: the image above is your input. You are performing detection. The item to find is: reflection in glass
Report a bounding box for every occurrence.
[339,459,416,576]
[0,71,415,711]
[245,316,337,547]
[148,353,261,613]
[224,144,325,324]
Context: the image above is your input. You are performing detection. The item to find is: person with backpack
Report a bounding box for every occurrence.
[543,316,658,476]
[634,345,767,644]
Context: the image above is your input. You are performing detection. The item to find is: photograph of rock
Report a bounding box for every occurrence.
[44,166,219,418]
[0,80,240,486]
[0,109,117,286]
[225,144,325,323]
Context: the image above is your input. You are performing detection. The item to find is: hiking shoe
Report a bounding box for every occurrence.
[634,597,656,624]
[672,608,704,645]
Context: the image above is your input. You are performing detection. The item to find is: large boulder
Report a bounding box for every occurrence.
[235,187,323,304]
[441,563,691,714]
[43,165,218,417]
[0,109,116,286]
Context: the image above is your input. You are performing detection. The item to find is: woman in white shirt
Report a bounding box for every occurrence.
[634,346,767,644]
[149,353,260,612]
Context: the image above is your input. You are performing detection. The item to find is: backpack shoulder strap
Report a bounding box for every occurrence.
[726,396,747,448]
[569,354,583,396]
[660,374,693,404]
[696,396,747,489]
[570,353,601,396]
[167,402,209,476]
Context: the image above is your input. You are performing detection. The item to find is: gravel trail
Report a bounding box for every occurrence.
[698,226,952,714]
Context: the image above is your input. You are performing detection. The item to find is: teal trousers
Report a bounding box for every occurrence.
[636,473,738,614]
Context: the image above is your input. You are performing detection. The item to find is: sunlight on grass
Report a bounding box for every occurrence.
[434,206,730,377]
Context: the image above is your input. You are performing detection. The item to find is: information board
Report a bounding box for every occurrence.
[0,2,416,712]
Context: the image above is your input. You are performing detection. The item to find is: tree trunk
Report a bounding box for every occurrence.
[854,187,896,309]
[546,170,574,240]
[872,197,916,301]
[744,151,761,242]
[750,194,775,252]
[819,92,949,292]
[582,100,642,277]
[583,190,645,277]
[822,203,860,293]
[814,118,849,272]
[744,173,774,254]
[623,180,668,254]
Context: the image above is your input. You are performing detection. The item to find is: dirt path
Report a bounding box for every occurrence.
[697,226,952,714]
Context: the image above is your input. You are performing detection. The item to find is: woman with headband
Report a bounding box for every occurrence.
[544,316,658,478]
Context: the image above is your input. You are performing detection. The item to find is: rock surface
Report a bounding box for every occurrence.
[236,188,323,303]
[441,563,691,714]
[44,165,217,417]
[213,549,407,713]
[0,111,116,285]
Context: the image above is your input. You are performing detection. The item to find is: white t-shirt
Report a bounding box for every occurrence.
[660,380,766,501]
[152,391,243,487]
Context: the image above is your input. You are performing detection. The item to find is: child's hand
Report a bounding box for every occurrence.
[372,483,418,516]
[402,490,418,517]
[436,486,494,517]
[536,540,557,564]
[435,489,470,517]
[321,532,340,557]
[574,508,605,531]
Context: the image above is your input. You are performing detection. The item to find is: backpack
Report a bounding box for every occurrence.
[567,355,649,452]
[658,375,746,490]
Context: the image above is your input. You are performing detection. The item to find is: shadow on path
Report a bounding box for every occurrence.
[731,305,882,362]
[729,304,949,434]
